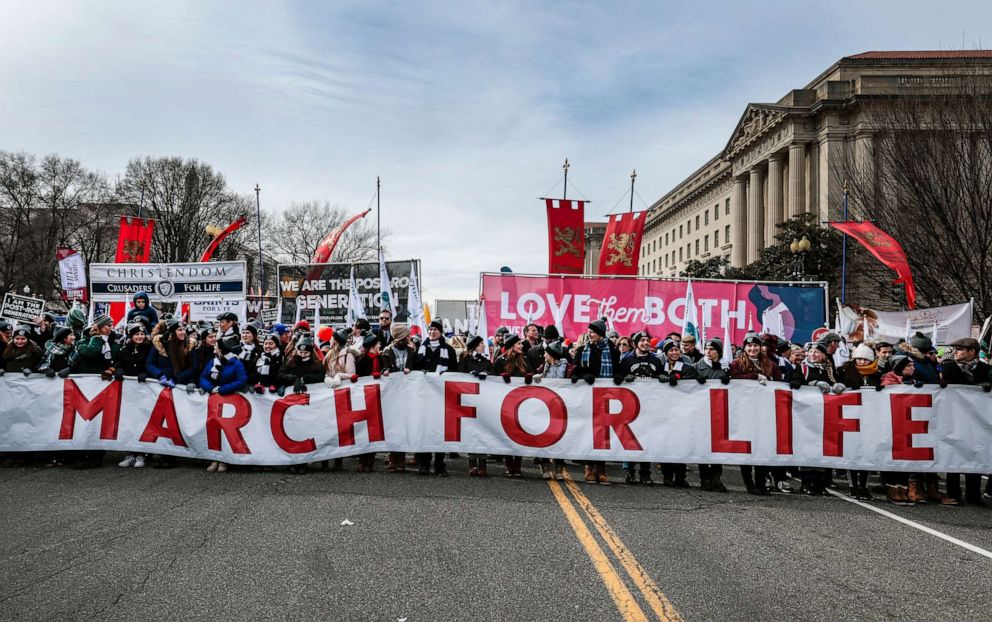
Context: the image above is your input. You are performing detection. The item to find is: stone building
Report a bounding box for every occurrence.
[639,50,992,279]
[583,221,606,274]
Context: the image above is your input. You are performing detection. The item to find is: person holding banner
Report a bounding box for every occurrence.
[694,338,731,493]
[323,329,358,389]
[37,326,75,377]
[3,325,42,374]
[116,323,152,469]
[493,333,534,478]
[413,321,457,477]
[730,334,783,495]
[381,323,415,473]
[940,337,991,506]
[146,319,200,469]
[354,333,385,473]
[201,335,250,474]
[239,323,262,385]
[74,315,120,380]
[615,331,663,485]
[572,320,620,485]
[253,332,284,394]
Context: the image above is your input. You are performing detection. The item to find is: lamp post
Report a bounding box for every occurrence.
[790,236,811,281]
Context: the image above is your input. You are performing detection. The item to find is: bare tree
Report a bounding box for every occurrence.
[265,200,387,264]
[842,72,992,317]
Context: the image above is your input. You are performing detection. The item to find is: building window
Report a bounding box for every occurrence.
[679,247,683,261]
[695,215,700,229]
[687,243,691,258]
[695,240,700,255]
[714,229,719,246]
[725,225,730,244]
[704,235,709,252]
[704,211,709,226]
[714,204,719,221]
[679,224,683,238]
[665,232,668,245]
[725,198,730,215]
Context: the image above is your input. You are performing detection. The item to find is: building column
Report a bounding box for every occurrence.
[788,143,806,217]
[766,154,784,242]
[731,176,747,267]
[818,136,845,222]
[747,166,764,263]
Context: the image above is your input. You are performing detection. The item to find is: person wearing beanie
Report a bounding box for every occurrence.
[655,337,697,487]
[323,329,359,389]
[29,311,56,350]
[460,335,492,376]
[127,291,159,329]
[492,330,533,478]
[254,333,285,395]
[111,322,153,468]
[239,324,262,385]
[351,336,387,473]
[410,320,457,476]
[894,332,938,385]
[691,337,731,492]
[196,329,219,380]
[572,320,621,485]
[380,323,415,473]
[72,315,120,379]
[680,333,703,363]
[938,337,991,506]
[200,335,249,474]
[613,332,663,485]
[144,319,199,469]
[835,342,883,500]
[36,326,75,376]
[3,325,42,374]
[491,326,509,363]
[279,335,324,395]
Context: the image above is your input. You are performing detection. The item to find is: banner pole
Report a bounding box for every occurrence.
[841,181,849,304]
[563,158,569,200]
[629,169,637,213]
[254,184,265,294]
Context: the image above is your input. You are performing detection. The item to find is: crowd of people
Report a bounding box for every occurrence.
[1,291,990,508]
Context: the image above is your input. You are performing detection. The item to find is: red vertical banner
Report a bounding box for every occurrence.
[829,221,917,309]
[598,211,646,275]
[111,217,155,325]
[545,199,585,274]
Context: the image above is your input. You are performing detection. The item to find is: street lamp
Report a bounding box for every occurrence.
[22,285,30,296]
[790,236,811,281]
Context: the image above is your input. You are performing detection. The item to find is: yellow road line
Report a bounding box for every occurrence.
[547,478,649,622]
[563,471,684,622]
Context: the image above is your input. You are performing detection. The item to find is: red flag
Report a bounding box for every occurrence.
[545,199,585,274]
[114,217,154,263]
[829,221,918,309]
[312,209,372,264]
[598,211,647,275]
[201,216,247,261]
[111,217,155,325]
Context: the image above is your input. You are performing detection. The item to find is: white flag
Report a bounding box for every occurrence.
[406,263,426,337]
[904,315,912,342]
[378,251,396,318]
[115,299,133,330]
[721,322,733,367]
[313,298,321,336]
[682,280,700,341]
[862,313,870,342]
[477,297,490,357]
[346,266,366,326]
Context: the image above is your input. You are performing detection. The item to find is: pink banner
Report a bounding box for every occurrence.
[481,274,827,344]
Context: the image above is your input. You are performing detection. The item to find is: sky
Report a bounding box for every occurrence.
[2,0,992,304]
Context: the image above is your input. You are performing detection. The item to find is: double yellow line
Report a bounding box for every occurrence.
[548,471,682,622]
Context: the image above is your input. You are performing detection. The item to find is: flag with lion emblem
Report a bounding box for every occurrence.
[110,216,155,325]
[545,199,585,274]
[597,211,646,275]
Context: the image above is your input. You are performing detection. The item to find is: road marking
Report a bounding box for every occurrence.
[827,489,992,561]
[547,478,649,622]
[562,472,684,622]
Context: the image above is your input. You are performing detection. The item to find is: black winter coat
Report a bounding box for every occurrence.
[118,341,151,376]
[616,353,664,379]
[413,338,458,373]
[572,340,621,379]
[459,352,493,375]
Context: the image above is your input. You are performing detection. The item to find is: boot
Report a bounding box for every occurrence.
[886,485,912,506]
[709,475,728,493]
[926,482,958,505]
[541,463,552,480]
[584,464,596,483]
[639,470,654,486]
[624,468,636,484]
[504,457,516,478]
[907,480,927,504]
[596,466,611,486]
[553,461,564,481]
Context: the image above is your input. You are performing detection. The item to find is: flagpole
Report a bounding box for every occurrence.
[841,181,849,304]
[254,184,265,294]
[562,158,569,200]
[376,177,381,254]
[629,169,637,213]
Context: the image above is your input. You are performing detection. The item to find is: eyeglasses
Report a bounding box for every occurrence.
[378,316,390,321]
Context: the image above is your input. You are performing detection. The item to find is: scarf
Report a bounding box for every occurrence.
[39,341,70,370]
[240,342,256,360]
[257,349,280,376]
[958,357,979,382]
[580,339,613,378]
[803,358,836,383]
[392,346,408,370]
[663,358,685,374]
[100,335,112,360]
[210,353,238,380]
[544,360,569,379]
[417,340,449,373]
[857,360,879,376]
[368,351,380,375]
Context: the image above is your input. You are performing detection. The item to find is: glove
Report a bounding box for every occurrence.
[875,384,885,392]
[293,377,306,394]
[478,372,487,381]
[624,374,636,384]
[719,372,731,385]
[668,374,678,387]
[45,368,56,378]
[186,383,198,394]
[983,382,992,393]
[137,373,147,383]
[254,383,265,394]
[324,376,335,388]
[0,368,5,377]
[158,375,171,387]
[532,374,541,384]
[268,385,277,394]
[212,387,220,394]
[571,375,580,384]
[831,383,846,395]
[584,374,595,385]
[22,369,31,378]
[524,373,533,385]
[757,374,768,386]
[114,368,125,382]
[502,373,511,384]
[350,374,358,383]
[613,376,624,385]
[58,367,72,379]
[276,385,286,397]
[695,375,706,385]
[382,370,390,377]
[939,380,948,389]
[815,381,831,394]
[914,380,925,388]
[372,372,381,379]
[789,376,803,390]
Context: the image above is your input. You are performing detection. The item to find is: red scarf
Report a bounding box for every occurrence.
[368,351,380,375]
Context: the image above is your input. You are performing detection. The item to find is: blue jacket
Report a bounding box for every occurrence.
[146,334,200,384]
[199,356,249,395]
[127,305,159,328]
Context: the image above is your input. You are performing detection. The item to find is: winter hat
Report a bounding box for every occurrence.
[127,322,145,337]
[362,332,380,351]
[543,325,560,341]
[217,311,239,322]
[242,323,259,339]
[295,334,314,351]
[0,320,11,333]
[910,332,933,353]
[632,331,651,346]
[588,320,608,337]
[218,335,242,355]
[199,327,215,342]
[66,308,86,329]
[294,319,311,332]
[92,314,113,328]
[776,341,792,355]
[660,338,680,353]
[817,331,842,345]
[132,291,150,304]
[742,332,762,347]
[852,343,876,362]
[333,329,350,346]
[165,318,183,335]
[761,334,778,350]
[42,312,56,323]
[354,318,371,332]
[681,333,697,345]
[262,332,279,347]
[889,354,912,375]
[503,334,521,350]
[607,330,620,340]
[53,326,73,343]
[12,325,32,339]
[495,326,509,336]
[271,323,289,336]
[805,341,829,355]
[390,323,410,341]
[466,335,483,352]
[317,326,334,344]
[949,337,980,351]
[704,338,724,357]
[429,320,444,333]
[546,340,566,360]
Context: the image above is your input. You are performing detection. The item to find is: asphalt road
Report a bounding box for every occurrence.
[2,457,991,622]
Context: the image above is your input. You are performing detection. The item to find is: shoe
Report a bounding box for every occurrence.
[699,478,713,491]
[553,467,563,481]
[662,476,676,487]
[417,465,430,475]
[639,473,654,486]
[478,469,488,477]
[217,463,228,473]
[207,461,218,472]
[624,469,636,484]
[597,472,611,486]
[133,455,145,468]
[710,477,728,493]
[584,465,596,483]
[886,486,912,506]
[907,480,927,504]
[541,466,552,480]
[673,477,690,489]
[776,480,794,494]
[468,467,479,477]
[356,464,366,473]
[436,468,449,478]
[118,455,136,468]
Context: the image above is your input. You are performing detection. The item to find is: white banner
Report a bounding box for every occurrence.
[89,262,247,302]
[1,375,991,472]
[837,300,973,345]
[188,299,248,323]
[1,293,45,324]
[58,249,87,293]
